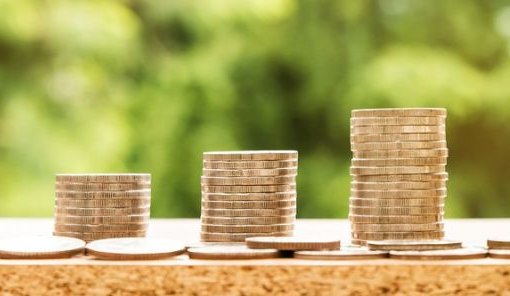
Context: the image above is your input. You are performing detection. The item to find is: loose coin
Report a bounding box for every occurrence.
[55,198,150,208]
[86,237,185,260]
[351,108,447,117]
[203,160,297,170]
[201,231,292,242]
[55,182,151,191]
[201,184,296,193]
[201,223,294,233]
[349,206,444,216]
[353,173,448,182]
[367,240,462,251]
[185,242,245,249]
[351,133,446,143]
[351,141,447,151]
[246,236,341,251]
[201,175,296,186]
[54,206,150,216]
[351,125,445,135]
[351,181,447,190]
[488,250,510,259]
[200,215,295,225]
[350,189,447,199]
[54,215,150,225]
[294,248,388,260]
[0,235,85,259]
[352,231,444,241]
[56,174,151,183]
[351,223,443,232]
[203,192,296,201]
[351,157,447,167]
[55,190,151,199]
[349,214,443,224]
[487,238,510,250]
[203,150,298,161]
[54,223,148,233]
[188,245,280,260]
[389,247,487,260]
[201,207,296,217]
[351,116,446,126]
[353,149,448,159]
[203,168,298,177]
[349,197,445,207]
[54,231,145,242]
[201,199,296,209]
[350,165,446,176]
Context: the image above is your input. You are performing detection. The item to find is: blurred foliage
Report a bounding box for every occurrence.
[0,0,510,218]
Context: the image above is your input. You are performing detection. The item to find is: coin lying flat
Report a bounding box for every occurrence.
[246,236,341,251]
[389,247,487,260]
[487,238,510,250]
[352,141,447,151]
[188,245,280,260]
[56,174,151,183]
[202,184,296,194]
[351,108,447,118]
[203,160,298,170]
[86,237,185,260]
[351,223,443,232]
[351,158,447,168]
[200,215,295,225]
[351,181,447,190]
[367,240,462,251]
[294,248,388,260]
[201,223,294,233]
[353,149,448,159]
[351,189,447,199]
[185,242,245,249]
[203,150,298,161]
[201,231,292,242]
[55,182,151,191]
[54,223,148,233]
[349,206,444,216]
[55,190,151,199]
[201,175,296,186]
[351,125,445,135]
[202,168,298,177]
[54,231,145,242]
[353,173,448,182]
[54,206,150,216]
[55,198,151,208]
[0,235,86,259]
[203,192,297,201]
[352,231,444,241]
[351,116,446,126]
[201,199,296,209]
[55,215,150,225]
[349,197,445,207]
[488,249,510,259]
[351,133,446,143]
[350,166,446,176]
[201,207,296,217]
[349,214,443,224]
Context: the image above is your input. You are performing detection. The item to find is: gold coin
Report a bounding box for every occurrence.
[54,223,148,233]
[351,133,446,143]
[201,223,294,233]
[55,198,150,208]
[488,250,510,259]
[201,175,296,186]
[203,150,298,161]
[203,192,297,201]
[351,141,447,151]
[201,199,296,209]
[203,160,297,170]
[201,207,296,217]
[349,197,445,207]
[367,240,462,251]
[351,223,444,232]
[201,184,296,193]
[54,206,150,216]
[0,236,85,259]
[188,245,280,259]
[351,180,447,190]
[351,157,447,167]
[56,174,151,183]
[201,231,292,242]
[351,125,445,135]
[200,215,295,225]
[55,190,151,199]
[352,231,444,241]
[353,149,448,159]
[353,173,448,182]
[486,238,510,250]
[202,168,298,177]
[351,116,446,126]
[351,108,447,117]
[349,206,444,215]
[389,247,486,260]
[294,248,388,260]
[54,215,150,225]
[350,165,446,176]
[350,188,447,198]
[86,238,185,260]
[246,236,341,251]
[55,182,151,191]
[349,214,443,224]
[54,231,145,242]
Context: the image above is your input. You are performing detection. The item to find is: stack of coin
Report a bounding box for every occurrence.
[349,108,448,245]
[200,151,298,242]
[53,174,151,242]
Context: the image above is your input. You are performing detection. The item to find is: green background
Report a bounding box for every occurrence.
[1,0,509,218]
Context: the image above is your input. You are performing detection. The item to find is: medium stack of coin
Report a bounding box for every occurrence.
[53,174,151,242]
[200,151,298,242]
[349,108,448,245]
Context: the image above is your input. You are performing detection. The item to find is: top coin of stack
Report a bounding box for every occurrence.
[349,108,448,245]
[54,174,151,242]
[200,151,298,242]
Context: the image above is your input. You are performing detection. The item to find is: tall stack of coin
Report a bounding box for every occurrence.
[54,174,151,242]
[201,151,298,242]
[349,108,448,245]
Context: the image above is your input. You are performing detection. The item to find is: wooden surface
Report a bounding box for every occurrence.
[1,218,510,295]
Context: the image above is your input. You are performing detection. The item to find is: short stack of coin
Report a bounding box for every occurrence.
[200,151,298,242]
[53,174,151,242]
[349,108,448,245]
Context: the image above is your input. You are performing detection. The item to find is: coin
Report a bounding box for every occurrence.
[201,175,296,186]
[203,150,298,161]
[201,199,296,209]
[349,214,443,224]
[352,141,447,151]
[184,242,245,249]
[351,157,447,167]
[367,240,462,251]
[54,223,148,233]
[351,108,447,117]
[487,238,510,250]
[202,168,298,177]
[188,245,280,260]
[55,198,150,208]
[349,197,445,207]
[246,236,340,251]
[488,249,510,259]
[86,237,185,260]
[349,206,444,216]
[350,165,446,176]
[0,235,86,259]
[201,223,294,233]
[54,206,150,216]
[201,207,296,217]
[294,248,388,260]
[351,133,446,143]
[353,149,448,159]
[352,231,444,240]
[56,174,151,183]
[55,190,151,199]
[351,189,447,199]
[200,215,295,225]
[351,116,446,126]
[55,215,150,225]
[353,173,448,182]
[203,160,298,170]
[351,125,445,135]
[351,180,447,190]
[389,247,487,260]
[54,231,145,242]
[351,223,443,232]
[55,182,151,191]
[201,184,296,193]
[201,231,292,242]
[203,192,297,201]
